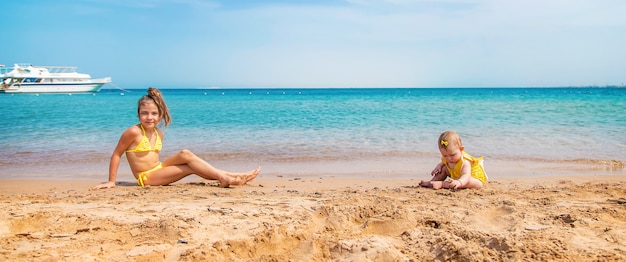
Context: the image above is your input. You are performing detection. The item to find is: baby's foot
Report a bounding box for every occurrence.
[430,181,443,190]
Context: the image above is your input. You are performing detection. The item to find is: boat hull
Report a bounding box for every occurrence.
[0,82,108,93]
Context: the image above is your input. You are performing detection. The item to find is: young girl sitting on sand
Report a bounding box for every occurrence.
[420,131,487,189]
[93,87,260,189]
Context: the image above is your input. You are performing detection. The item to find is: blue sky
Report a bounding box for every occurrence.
[3,0,625,88]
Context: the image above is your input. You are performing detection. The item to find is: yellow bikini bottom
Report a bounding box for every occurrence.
[137,163,162,187]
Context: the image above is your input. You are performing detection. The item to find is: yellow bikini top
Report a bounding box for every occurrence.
[125,124,162,153]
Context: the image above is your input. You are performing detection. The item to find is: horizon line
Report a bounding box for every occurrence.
[102,85,625,90]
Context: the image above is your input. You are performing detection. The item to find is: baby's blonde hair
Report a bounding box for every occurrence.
[438,130,462,149]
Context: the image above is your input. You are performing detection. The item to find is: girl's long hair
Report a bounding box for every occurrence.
[137,87,172,127]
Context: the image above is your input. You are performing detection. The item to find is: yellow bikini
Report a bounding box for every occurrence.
[442,151,488,185]
[137,163,162,187]
[126,124,163,186]
[125,124,162,153]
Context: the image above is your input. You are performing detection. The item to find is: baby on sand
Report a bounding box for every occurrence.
[420,131,487,190]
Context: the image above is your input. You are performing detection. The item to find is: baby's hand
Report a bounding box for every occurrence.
[450,180,462,189]
[431,163,444,176]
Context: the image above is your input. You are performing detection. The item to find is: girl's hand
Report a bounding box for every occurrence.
[450,180,462,189]
[92,181,116,190]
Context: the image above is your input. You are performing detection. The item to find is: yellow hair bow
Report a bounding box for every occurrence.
[440,140,448,146]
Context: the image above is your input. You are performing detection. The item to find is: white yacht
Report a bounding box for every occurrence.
[1,63,111,93]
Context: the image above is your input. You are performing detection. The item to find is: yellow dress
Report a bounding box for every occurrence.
[442,151,488,185]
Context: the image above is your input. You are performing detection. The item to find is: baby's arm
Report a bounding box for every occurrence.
[431,162,445,177]
[450,159,472,189]
[420,162,449,188]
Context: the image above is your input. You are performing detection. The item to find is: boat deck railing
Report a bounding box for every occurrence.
[43,66,78,74]
[13,63,79,74]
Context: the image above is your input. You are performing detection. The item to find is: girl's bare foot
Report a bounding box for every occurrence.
[221,167,261,188]
[237,166,261,183]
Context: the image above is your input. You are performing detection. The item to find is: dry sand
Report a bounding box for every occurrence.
[1,175,625,261]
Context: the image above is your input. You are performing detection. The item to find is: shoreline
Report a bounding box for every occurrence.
[2,155,625,182]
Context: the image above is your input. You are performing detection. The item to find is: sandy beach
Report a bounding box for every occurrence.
[1,171,625,261]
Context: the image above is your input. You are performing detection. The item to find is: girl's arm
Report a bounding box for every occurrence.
[92,128,137,189]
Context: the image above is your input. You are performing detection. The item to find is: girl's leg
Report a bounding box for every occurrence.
[154,149,260,187]
[143,165,197,186]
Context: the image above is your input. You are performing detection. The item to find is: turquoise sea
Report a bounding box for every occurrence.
[1,87,625,180]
